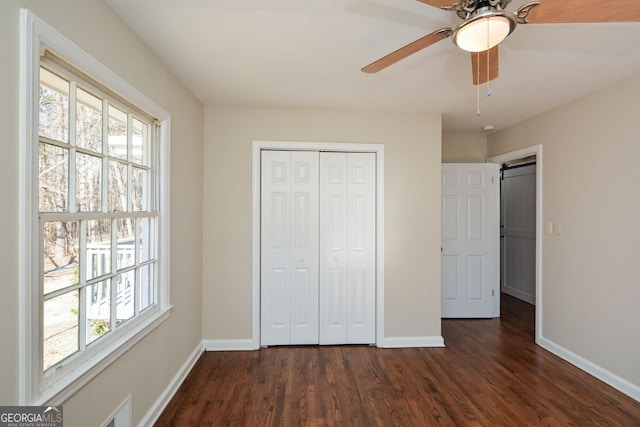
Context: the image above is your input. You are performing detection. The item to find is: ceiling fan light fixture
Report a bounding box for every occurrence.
[452,9,517,53]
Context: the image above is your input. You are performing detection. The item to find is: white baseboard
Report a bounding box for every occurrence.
[204,337,446,350]
[539,336,640,402]
[203,339,257,351]
[380,336,445,348]
[137,342,203,427]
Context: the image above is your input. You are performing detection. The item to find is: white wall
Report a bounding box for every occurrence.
[487,73,640,389]
[442,132,487,163]
[1,1,204,425]
[202,107,443,342]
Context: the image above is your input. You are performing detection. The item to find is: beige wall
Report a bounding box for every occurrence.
[0,0,20,407]
[203,107,443,341]
[487,73,640,387]
[1,1,204,425]
[442,132,487,162]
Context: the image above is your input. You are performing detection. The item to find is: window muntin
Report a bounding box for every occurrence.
[38,63,159,374]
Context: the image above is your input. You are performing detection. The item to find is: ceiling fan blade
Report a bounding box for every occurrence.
[362,28,452,73]
[519,0,640,24]
[471,46,499,86]
[414,0,459,9]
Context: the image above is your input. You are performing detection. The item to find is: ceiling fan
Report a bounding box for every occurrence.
[362,0,640,85]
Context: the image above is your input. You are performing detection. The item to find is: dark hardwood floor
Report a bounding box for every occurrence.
[157,294,640,426]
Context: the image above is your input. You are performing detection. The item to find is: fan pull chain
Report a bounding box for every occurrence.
[486,45,492,97]
[486,22,492,97]
[476,50,480,116]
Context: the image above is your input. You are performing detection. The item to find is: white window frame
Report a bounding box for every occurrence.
[19,9,172,405]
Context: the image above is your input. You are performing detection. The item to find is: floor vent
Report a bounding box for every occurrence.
[102,395,132,427]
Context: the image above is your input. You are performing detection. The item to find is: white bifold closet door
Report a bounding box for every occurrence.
[261,151,320,345]
[261,150,375,346]
[319,152,376,345]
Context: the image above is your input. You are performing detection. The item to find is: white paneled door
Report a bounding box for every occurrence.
[442,164,499,318]
[261,151,320,345]
[319,153,376,344]
[261,150,376,346]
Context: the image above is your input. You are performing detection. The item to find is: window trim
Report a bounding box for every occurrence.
[19,9,172,405]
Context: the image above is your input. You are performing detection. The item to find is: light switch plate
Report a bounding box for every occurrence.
[553,222,562,234]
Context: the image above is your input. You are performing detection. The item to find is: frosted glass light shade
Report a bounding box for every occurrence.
[452,10,517,53]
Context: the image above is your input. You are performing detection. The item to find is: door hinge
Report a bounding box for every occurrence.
[492,289,495,297]
[491,176,495,184]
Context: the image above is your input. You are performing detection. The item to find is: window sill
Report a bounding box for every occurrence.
[34,305,172,405]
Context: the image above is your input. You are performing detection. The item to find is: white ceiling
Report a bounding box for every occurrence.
[105,0,640,133]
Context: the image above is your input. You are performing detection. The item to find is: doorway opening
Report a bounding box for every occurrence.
[488,145,542,344]
[500,157,536,304]
[499,157,536,340]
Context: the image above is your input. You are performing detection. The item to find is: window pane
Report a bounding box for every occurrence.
[139,264,153,312]
[76,153,102,212]
[86,280,111,345]
[117,218,135,270]
[139,217,152,262]
[43,221,79,295]
[116,271,135,326]
[39,67,69,143]
[86,220,111,280]
[132,118,148,165]
[76,88,102,152]
[39,143,68,212]
[108,105,127,160]
[108,160,127,212]
[43,290,79,371]
[132,167,147,211]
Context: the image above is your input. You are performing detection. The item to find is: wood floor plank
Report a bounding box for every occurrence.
[156,295,640,426]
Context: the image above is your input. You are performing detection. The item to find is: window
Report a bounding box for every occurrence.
[20,10,171,404]
[39,63,157,370]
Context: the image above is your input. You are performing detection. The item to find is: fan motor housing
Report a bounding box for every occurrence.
[456,0,512,19]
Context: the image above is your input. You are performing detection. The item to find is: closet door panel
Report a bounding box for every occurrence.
[346,153,376,344]
[319,152,376,344]
[261,151,319,345]
[290,151,319,344]
[261,151,292,345]
[319,153,348,344]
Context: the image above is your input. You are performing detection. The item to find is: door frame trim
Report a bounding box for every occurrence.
[488,144,543,344]
[251,140,385,348]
